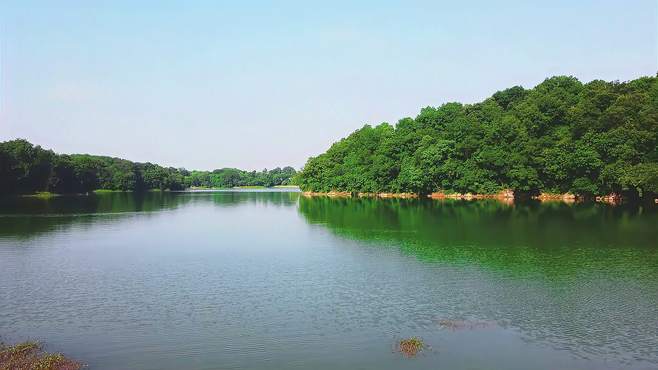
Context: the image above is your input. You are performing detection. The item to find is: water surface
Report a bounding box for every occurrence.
[1,191,657,370]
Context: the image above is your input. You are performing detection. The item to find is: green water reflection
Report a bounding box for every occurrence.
[298,196,658,275]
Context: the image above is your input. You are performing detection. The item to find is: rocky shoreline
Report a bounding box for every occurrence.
[429,190,514,200]
[302,190,656,204]
[532,193,577,203]
[301,191,418,199]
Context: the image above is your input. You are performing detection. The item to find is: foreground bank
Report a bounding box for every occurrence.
[0,341,81,370]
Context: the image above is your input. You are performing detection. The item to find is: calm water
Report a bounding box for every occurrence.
[1,190,657,370]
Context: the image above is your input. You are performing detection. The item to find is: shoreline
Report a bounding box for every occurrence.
[302,190,657,204]
[10,188,656,204]
[9,186,302,198]
[301,191,418,199]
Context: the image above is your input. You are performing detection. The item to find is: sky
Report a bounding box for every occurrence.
[1,1,656,171]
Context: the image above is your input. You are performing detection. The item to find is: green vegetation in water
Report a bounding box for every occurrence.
[188,186,229,190]
[296,75,658,201]
[396,337,425,357]
[93,189,129,193]
[22,192,58,199]
[0,341,81,370]
[0,140,297,195]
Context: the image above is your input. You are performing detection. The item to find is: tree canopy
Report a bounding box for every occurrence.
[296,75,658,200]
[0,140,296,194]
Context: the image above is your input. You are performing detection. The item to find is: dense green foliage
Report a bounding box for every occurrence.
[296,75,658,199]
[0,140,296,194]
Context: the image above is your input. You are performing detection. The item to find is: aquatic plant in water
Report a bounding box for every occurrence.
[396,337,424,358]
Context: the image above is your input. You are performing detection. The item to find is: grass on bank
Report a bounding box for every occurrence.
[92,189,129,193]
[0,341,81,370]
[19,185,299,197]
[21,192,58,199]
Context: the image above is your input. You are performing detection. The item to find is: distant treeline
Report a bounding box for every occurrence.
[296,75,658,200]
[0,139,297,194]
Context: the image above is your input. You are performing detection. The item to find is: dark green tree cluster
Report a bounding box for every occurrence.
[297,75,658,200]
[184,166,297,188]
[0,139,296,194]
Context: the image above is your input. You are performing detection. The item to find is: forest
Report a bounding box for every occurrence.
[296,75,658,200]
[0,139,296,194]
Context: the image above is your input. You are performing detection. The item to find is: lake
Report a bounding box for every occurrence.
[1,190,657,370]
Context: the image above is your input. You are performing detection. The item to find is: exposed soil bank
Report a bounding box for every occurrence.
[359,192,418,199]
[302,191,418,198]
[302,190,657,204]
[533,193,577,203]
[429,190,514,200]
[595,193,624,205]
[302,191,352,197]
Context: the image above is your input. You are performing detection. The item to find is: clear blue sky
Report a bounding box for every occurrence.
[1,1,656,170]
